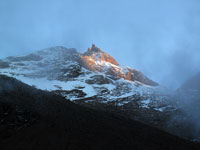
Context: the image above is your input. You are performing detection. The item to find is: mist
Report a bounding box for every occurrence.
[167,89,200,140]
[0,0,200,89]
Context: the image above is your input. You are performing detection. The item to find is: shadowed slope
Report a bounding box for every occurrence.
[0,75,199,150]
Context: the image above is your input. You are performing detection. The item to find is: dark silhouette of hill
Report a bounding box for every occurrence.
[0,75,199,150]
[179,72,200,90]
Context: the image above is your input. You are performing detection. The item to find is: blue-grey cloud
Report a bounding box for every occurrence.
[0,0,200,89]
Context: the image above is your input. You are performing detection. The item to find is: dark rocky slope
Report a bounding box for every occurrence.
[0,75,199,150]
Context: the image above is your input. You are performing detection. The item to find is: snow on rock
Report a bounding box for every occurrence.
[0,45,171,111]
[139,99,151,108]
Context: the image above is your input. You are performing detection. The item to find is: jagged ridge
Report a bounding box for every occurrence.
[0,45,163,108]
[80,44,158,86]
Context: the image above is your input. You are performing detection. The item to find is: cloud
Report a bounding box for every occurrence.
[0,0,200,89]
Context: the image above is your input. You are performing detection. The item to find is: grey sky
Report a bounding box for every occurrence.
[0,0,200,89]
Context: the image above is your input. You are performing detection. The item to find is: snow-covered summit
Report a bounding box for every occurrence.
[82,44,119,65]
[0,45,169,111]
[80,44,158,86]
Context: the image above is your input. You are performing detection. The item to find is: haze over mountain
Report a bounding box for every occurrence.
[1,0,200,89]
[179,72,200,91]
[174,72,200,140]
[1,0,200,149]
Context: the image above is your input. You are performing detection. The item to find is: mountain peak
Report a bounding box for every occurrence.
[83,44,119,66]
[0,45,158,86]
[80,45,120,73]
[79,45,158,86]
[88,44,101,52]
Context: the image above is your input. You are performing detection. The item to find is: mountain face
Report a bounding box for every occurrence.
[0,75,200,150]
[1,45,188,137]
[0,44,158,86]
[1,45,200,141]
[80,44,158,86]
[0,45,166,109]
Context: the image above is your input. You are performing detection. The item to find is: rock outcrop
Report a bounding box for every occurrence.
[80,44,158,86]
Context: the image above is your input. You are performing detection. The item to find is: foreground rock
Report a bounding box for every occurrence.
[0,75,200,150]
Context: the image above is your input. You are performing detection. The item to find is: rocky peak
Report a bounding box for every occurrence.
[81,44,119,66]
[0,44,158,86]
[88,44,101,52]
[79,45,158,86]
